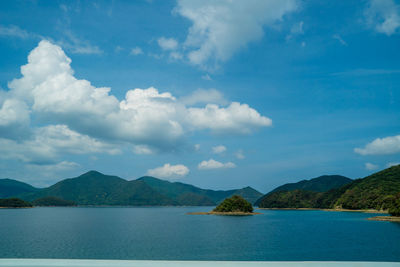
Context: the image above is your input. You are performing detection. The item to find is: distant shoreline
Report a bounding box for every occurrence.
[367,216,400,222]
[187,211,261,216]
[257,207,388,214]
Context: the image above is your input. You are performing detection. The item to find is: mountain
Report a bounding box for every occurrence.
[0,179,39,198]
[255,174,352,206]
[257,165,400,210]
[137,176,263,205]
[15,171,262,206]
[335,165,400,210]
[270,175,352,193]
[20,171,176,206]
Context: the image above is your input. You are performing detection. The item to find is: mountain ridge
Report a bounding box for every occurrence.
[4,171,262,206]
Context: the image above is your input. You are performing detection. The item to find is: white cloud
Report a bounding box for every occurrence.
[194,144,201,151]
[0,25,31,39]
[130,47,143,55]
[175,0,298,68]
[355,135,400,155]
[188,102,272,134]
[387,162,400,168]
[0,125,119,164]
[147,163,189,179]
[365,162,379,171]
[0,98,30,140]
[198,159,236,170]
[212,145,226,154]
[235,150,245,159]
[364,0,400,35]
[157,37,179,50]
[1,40,272,154]
[180,89,227,106]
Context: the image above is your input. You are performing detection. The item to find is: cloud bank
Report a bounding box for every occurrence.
[0,40,272,167]
[147,163,189,179]
[174,0,298,69]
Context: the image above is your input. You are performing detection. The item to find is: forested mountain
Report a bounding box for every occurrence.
[5,171,262,206]
[256,165,400,211]
[0,179,39,198]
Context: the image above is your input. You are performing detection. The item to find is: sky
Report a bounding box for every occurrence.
[0,0,399,192]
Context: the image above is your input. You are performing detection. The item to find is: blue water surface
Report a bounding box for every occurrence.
[0,207,399,261]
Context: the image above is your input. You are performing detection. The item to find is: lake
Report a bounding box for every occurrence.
[0,207,399,261]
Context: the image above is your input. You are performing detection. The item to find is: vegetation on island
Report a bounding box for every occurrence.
[257,165,400,215]
[33,196,77,206]
[0,198,32,208]
[213,195,253,213]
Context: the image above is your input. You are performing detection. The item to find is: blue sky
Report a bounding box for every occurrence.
[0,0,399,192]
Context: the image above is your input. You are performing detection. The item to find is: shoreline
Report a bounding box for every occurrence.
[257,207,388,214]
[367,216,400,222]
[187,211,261,216]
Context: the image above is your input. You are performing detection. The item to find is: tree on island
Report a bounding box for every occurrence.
[213,195,253,213]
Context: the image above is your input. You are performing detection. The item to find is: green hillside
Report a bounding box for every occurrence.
[0,198,32,208]
[270,175,352,193]
[20,171,176,206]
[257,165,400,211]
[13,171,262,206]
[138,176,263,205]
[0,179,39,198]
[335,165,400,210]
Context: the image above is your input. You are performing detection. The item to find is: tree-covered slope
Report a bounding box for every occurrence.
[335,165,400,210]
[270,175,352,193]
[213,195,253,213]
[137,176,263,205]
[21,171,175,205]
[255,174,352,207]
[0,179,39,198]
[257,165,400,210]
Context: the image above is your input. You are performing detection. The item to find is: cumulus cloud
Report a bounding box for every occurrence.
[174,0,298,68]
[188,102,272,134]
[198,159,236,170]
[0,40,271,154]
[147,163,189,179]
[0,125,119,164]
[157,37,179,50]
[364,0,400,35]
[355,135,400,155]
[212,145,226,154]
[365,162,379,171]
[130,47,143,55]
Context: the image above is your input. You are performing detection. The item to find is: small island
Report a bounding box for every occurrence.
[188,195,260,216]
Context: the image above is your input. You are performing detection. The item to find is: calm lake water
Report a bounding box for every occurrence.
[0,207,399,261]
